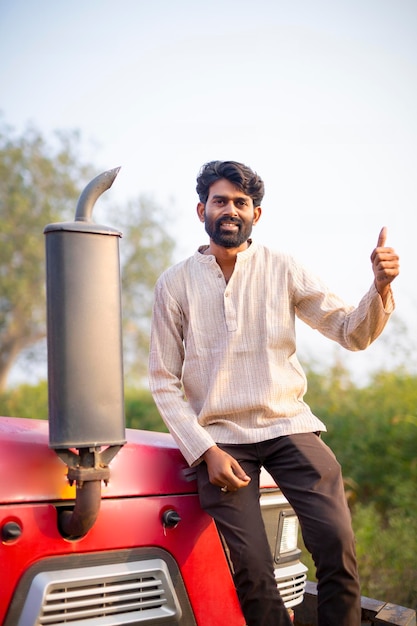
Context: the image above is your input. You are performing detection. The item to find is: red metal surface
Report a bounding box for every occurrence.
[0,417,275,502]
[0,496,244,625]
[0,417,197,502]
[0,417,245,625]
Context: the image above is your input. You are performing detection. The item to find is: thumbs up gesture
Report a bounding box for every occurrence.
[370,227,400,303]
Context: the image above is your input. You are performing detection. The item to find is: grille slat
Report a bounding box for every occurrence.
[44,577,164,602]
[276,572,307,608]
[39,602,169,624]
[42,592,168,615]
[19,558,182,625]
[43,581,165,610]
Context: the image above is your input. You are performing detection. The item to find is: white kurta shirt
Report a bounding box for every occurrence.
[149,241,394,466]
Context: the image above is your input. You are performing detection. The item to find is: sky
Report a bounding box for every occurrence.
[1,0,416,383]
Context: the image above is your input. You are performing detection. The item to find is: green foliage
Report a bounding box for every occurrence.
[0,119,93,391]
[0,380,48,420]
[124,387,168,433]
[113,197,175,384]
[0,381,168,434]
[0,118,175,391]
[304,363,417,609]
[306,366,417,514]
[354,503,417,610]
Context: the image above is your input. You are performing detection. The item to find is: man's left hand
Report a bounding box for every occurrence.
[370,227,400,305]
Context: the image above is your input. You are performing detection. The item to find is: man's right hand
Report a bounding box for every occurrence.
[202,446,251,492]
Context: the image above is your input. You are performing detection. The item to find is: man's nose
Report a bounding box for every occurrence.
[223,200,238,215]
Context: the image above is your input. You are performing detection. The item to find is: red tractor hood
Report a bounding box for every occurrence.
[0,417,197,503]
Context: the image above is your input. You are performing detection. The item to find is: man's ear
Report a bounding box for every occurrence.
[197,202,205,222]
[253,206,262,225]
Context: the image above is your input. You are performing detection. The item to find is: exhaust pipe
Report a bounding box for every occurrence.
[75,167,121,222]
[44,167,126,539]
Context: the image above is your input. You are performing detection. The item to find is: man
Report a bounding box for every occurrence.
[149,160,400,626]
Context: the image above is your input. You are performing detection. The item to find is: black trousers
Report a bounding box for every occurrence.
[197,433,361,626]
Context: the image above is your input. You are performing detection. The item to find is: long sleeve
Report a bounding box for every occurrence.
[149,276,217,466]
[292,260,395,350]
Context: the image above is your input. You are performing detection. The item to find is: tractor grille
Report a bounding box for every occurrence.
[276,563,308,608]
[18,558,182,625]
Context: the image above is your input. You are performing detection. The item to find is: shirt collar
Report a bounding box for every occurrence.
[195,240,258,263]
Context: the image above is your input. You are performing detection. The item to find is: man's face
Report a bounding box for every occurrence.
[197,179,261,249]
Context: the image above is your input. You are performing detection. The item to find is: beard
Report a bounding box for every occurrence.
[204,216,253,248]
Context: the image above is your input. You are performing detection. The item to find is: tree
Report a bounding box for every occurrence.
[0,119,175,391]
[114,195,175,383]
[0,120,93,391]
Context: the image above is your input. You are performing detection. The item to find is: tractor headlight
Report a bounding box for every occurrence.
[260,490,302,565]
[276,510,299,561]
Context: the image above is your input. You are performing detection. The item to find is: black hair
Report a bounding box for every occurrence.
[196,160,264,206]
